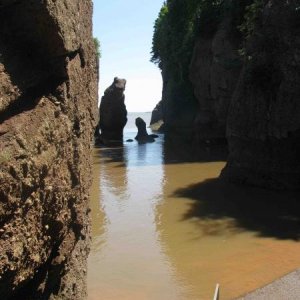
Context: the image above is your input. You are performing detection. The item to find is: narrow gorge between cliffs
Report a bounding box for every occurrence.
[88,113,300,300]
[1,1,300,298]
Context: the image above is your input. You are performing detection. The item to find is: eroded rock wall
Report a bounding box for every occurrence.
[190,16,242,142]
[154,1,300,188]
[222,0,300,189]
[156,11,242,147]
[0,1,98,299]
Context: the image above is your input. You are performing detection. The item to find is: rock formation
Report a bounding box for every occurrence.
[97,77,127,145]
[151,2,242,146]
[222,1,300,189]
[152,0,300,189]
[0,1,98,299]
[189,15,242,142]
[135,117,155,144]
[150,100,164,132]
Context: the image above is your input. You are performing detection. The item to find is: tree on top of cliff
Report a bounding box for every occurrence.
[150,0,261,112]
[151,0,258,72]
[151,0,200,78]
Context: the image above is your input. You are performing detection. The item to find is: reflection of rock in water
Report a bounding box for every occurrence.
[89,149,106,240]
[137,143,147,164]
[89,134,186,300]
[163,136,228,164]
[98,146,128,197]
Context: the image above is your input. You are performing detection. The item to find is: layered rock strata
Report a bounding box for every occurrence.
[0,1,98,299]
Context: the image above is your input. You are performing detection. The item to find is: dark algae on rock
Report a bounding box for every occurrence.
[0,1,98,299]
[151,0,300,189]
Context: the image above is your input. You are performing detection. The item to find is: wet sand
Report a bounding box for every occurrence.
[88,128,300,300]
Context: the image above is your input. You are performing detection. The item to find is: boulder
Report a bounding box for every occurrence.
[98,77,127,144]
[135,117,155,144]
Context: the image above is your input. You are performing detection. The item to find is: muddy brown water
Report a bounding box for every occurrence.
[88,125,300,299]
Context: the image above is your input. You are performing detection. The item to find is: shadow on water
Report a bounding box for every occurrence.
[94,133,300,242]
[163,135,228,164]
[173,177,300,241]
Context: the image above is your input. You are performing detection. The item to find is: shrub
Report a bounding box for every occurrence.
[93,37,101,58]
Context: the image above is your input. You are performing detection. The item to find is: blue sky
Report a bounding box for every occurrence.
[93,0,164,112]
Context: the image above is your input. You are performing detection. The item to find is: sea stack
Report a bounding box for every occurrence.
[135,117,155,144]
[97,77,127,145]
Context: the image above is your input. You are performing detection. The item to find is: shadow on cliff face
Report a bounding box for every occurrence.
[0,1,75,124]
[173,178,300,241]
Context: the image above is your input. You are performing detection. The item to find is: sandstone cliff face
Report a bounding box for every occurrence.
[222,1,300,189]
[0,1,98,299]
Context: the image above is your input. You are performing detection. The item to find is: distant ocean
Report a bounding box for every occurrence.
[125,112,152,132]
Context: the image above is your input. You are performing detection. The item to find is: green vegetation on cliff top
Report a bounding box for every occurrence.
[151,0,263,68]
[150,0,263,107]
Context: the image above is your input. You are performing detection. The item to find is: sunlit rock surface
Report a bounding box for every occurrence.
[0,1,98,298]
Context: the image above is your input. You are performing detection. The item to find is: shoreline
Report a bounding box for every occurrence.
[238,269,300,299]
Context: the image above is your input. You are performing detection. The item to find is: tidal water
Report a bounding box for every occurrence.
[88,113,300,300]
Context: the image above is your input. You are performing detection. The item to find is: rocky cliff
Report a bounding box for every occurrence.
[222,0,300,189]
[189,15,242,142]
[151,1,245,145]
[0,1,98,299]
[152,0,300,189]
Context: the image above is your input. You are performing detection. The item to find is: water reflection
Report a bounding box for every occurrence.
[163,136,228,164]
[89,126,300,300]
[89,150,105,243]
[98,146,128,198]
[88,132,184,300]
